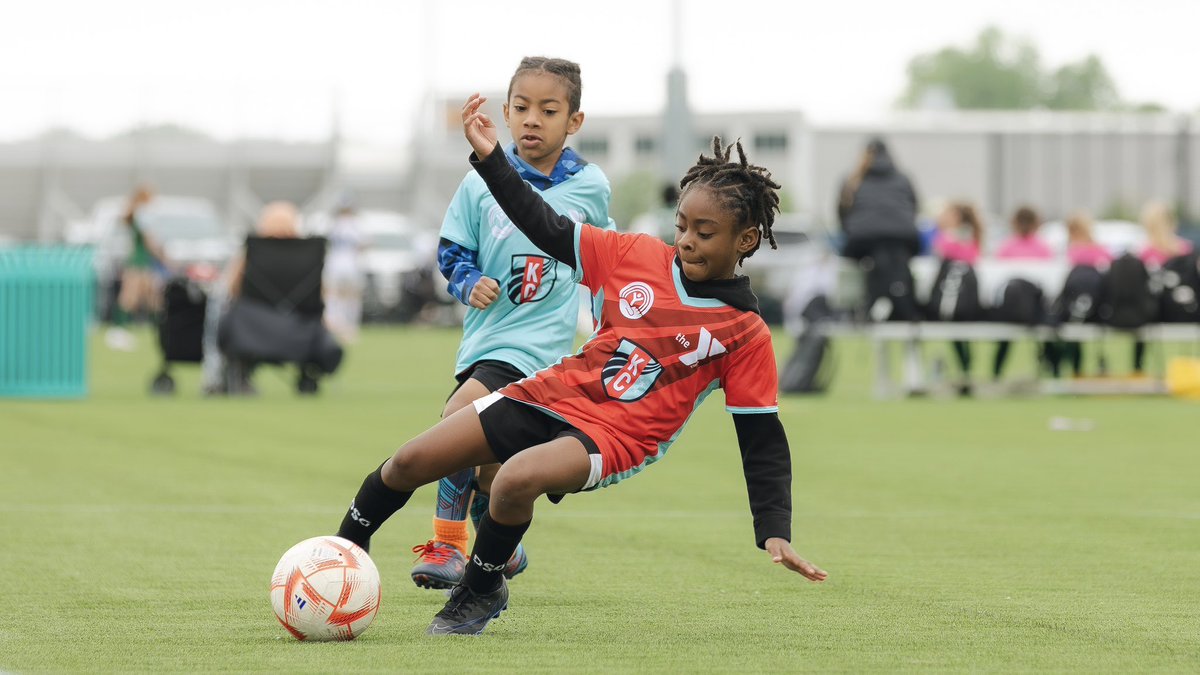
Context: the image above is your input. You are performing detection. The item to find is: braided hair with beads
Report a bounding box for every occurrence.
[678,136,781,264]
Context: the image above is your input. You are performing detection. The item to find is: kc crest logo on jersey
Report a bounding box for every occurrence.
[601,339,663,401]
[618,281,655,320]
[507,254,556,304]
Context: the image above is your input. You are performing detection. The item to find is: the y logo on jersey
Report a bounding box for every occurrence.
[601,339,663,401]
[678,327,727,367]
[619,282,654,320]
[508,254,556,304]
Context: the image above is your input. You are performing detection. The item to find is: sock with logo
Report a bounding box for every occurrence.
[336,462,414,552]
[462,513,530,594]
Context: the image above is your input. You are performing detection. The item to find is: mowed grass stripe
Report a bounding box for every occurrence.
[1,326,1197,672]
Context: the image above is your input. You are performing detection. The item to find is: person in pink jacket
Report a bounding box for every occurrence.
[993,206,1054,378]
[1057,212,1111,376]
[932,202,983,393]
[1066,211,1113,269]
[995,206,1055,261]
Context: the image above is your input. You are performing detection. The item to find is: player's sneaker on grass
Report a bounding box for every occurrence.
[410,540,466,590]
[503,543,528,579]
[426,579,508,636]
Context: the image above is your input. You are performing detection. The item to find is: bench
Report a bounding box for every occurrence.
[787,256,1200,397]
[812,321,1200,398]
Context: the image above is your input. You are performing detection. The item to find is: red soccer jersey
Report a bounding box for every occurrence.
[499,225,779,487]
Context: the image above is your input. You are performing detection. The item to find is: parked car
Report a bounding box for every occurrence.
[358,211,430,320]
[739,214,837,322]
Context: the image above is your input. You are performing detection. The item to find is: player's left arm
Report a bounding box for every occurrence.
[732,413,827,582]
[725,331,827,582]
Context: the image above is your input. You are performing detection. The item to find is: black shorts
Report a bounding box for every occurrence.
[450,360,526,399]
[474,392,600,466]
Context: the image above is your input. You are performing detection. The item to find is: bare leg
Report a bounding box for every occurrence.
[381,404,498,491]
[337,405,498,551]
[425,378,490,556]
[457,435,593,602]
[488,436,593,524]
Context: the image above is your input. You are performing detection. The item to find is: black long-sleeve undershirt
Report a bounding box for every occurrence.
[733,412,792,547]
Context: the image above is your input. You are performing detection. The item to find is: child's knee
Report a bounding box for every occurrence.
[383,447,426,489]
[489,463,544,504]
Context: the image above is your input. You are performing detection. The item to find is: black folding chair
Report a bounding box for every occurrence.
[219,236,342,394]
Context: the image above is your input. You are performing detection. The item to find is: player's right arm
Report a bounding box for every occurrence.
[437,239,499,309]
[439,171,500,310]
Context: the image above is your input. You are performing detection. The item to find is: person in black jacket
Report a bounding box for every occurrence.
[838,138,925,392]
[838,138,921,320]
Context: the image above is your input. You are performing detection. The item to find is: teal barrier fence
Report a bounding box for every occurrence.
[0,246,94,398]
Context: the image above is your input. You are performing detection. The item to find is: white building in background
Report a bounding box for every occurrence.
[405,94,1196,231]
[570,110,1196,228]
[0,101,1194,243]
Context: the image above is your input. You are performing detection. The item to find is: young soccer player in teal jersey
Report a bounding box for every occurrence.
[333,94,826,637]
[410,57,615,590]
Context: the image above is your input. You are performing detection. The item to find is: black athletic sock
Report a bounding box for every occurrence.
[336,462,413,552]
[462,513,530,594]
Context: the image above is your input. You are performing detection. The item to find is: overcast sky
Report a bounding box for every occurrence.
[2,0,1195,144]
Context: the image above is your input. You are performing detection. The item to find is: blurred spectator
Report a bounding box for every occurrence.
[932,201,984,392]
[105,185,170,351]
[1066,211,1113,269]
[838,137,921,319]
[933,201,983,264]
[995,206,1054,260]
[202,201,301,395]
[1138,201,1192,267]
[1132,202,1193,373]
[1053,211,1111,378]
[323,197,366,343]
[837,138,923,392]
[993,206,1053,379]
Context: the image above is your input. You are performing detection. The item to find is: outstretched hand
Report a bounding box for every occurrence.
[764,537,828,582]
[462,93,498,159]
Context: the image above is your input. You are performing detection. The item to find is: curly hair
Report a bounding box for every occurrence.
[678,136,781,263]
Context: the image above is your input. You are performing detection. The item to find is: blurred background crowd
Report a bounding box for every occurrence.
[1,0,1197,397]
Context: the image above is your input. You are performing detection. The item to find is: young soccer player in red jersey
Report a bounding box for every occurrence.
[334,94,827,636]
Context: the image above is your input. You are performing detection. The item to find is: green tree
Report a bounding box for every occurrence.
[1044,55,1120,110]
[898,27,1043,110]
[898,27,1141,112]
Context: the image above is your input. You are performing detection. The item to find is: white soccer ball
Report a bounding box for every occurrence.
[270,535,381,641]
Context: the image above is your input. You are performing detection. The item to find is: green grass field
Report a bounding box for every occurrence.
[2,326,1199,672]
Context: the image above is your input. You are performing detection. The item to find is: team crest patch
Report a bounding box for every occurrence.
[619,281,654,320]
[508,254,556,304]
[601,339,663,401]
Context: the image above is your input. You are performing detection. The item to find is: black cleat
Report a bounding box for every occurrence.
[426,579,509,636]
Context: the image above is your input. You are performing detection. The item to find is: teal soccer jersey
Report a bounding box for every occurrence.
[439,162,614,378]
